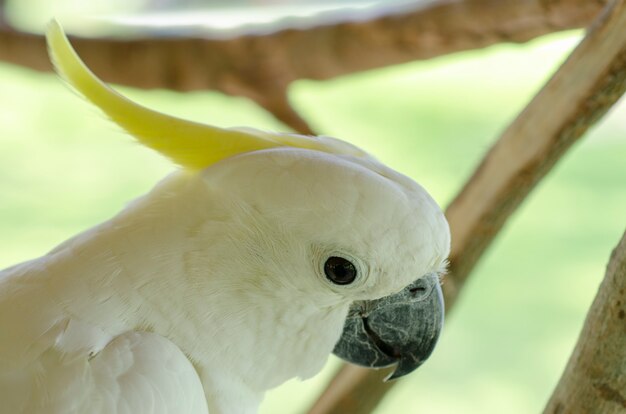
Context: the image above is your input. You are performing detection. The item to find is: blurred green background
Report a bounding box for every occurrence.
[1,2,625,413]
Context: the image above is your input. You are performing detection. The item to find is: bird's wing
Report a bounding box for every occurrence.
[88,331,209,414]
[0,329,208,414]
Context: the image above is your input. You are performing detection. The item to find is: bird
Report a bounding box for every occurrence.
[0,20,450,414]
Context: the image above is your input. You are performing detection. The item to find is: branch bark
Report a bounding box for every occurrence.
[309,0,626,412]
[0,0,607,133]
[543,228,626,414]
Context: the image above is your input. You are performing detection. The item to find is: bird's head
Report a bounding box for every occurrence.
[195,146,449,380]
[46,20,450,382]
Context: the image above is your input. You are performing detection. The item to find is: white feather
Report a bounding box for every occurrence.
[0,147,450,413]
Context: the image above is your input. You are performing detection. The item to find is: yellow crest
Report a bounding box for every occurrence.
[46,20,365,170]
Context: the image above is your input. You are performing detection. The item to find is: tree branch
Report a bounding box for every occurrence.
[308,0,626,412]
[444,0,626,305]
[544,228,626,414]
[0,0,606,134]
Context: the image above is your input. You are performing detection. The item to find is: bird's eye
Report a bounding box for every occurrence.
[324,256,358,285]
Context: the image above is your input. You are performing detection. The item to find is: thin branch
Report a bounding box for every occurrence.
[309,0,626,412]
[0,0,607,134]
[544,228,626,414]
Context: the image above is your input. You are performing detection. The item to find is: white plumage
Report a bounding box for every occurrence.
[0,22,450,413]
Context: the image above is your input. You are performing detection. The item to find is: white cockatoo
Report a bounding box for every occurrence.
[0,21,450,414]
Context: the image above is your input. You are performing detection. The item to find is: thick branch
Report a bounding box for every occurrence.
[0,0,606,133]
[544,229,626,414]
[309,0,626,412]
[0,1,606,85]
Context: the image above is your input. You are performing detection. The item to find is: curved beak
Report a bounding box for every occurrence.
[332,273,444,381]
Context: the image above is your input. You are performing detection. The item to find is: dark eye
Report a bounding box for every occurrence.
[324,256,357,285]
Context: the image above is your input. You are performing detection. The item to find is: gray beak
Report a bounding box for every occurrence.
[332,273,444,381]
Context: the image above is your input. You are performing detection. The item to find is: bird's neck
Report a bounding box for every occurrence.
[40,171,210,336]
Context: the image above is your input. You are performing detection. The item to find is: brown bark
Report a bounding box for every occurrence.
[309,0,626,412]
[544,229,626,414]
[0,0,607,133]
